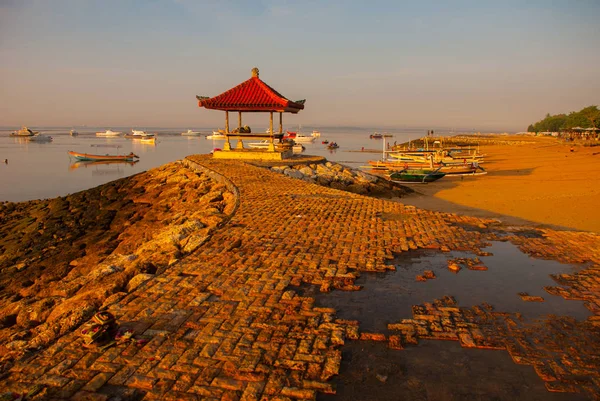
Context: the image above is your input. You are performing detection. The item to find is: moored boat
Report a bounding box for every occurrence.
[68,150,139,162]
[139,136,156,144]
[181,129,202,136]
[312,130,321,137]
[96,130,122,137]
[285,131,315,143]
[70,129,79,136]
[125,130,154,138]
[26,134,53,142]
[370,132,383,139]
[10,126,38,137]
[389,168,446,183]
[207,130,227,140]
[247,140,271,149]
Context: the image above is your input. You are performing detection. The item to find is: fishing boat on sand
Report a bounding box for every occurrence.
[365,160,485,175]
[389,168,446,183]
[68,151,139,162]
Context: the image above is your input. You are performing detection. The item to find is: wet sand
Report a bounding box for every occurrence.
[399,136,600,233]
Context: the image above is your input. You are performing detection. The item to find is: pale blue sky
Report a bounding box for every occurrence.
[1,0,599,131]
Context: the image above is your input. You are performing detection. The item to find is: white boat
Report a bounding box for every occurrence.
[207,131,227,140]
[27,134,53,142]
[248,140,271,149]
[96,130,122,137]
[126,130,154,138]
[292,144,304,153]
[181,129,202,136]
[292,133,315,143]
[10,126,37,137]
[311,130,321,137]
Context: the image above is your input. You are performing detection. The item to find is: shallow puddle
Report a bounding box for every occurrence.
[317,340,588,401]
[306,240,593,400]
[303,241,590,333]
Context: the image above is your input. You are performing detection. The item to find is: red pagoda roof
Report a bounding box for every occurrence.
[197,68,305,113]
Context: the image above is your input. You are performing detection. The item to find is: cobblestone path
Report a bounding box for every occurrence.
[2,155,599,400]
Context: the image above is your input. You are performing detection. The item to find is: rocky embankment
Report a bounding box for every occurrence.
[268,161,410,197]
[0,162,235,370]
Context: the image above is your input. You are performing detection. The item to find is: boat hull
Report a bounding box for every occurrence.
[389,169,446,183]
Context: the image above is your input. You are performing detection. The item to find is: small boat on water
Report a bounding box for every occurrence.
[27,134,53,142]
[285,131,315,143]
[247,140,271,149]
[68,150,139,162]
[139,136,156,144]
[70,129,79,136]
[181,129,202,136]
[312,130,321,137]
[125,130,154,138]
[96,130,122,137]
[10,126,38,137]
[207,130,227,140]
[370,133,383,139]
[327,142,339,149]
[389,168,446,183]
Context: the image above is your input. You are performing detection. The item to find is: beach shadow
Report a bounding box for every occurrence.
[394,184,575,231]
[489,167,536,177]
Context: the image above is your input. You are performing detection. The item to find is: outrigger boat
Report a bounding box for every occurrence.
[389,168,446,183]
[68,150,139,162]
[365,160,485,175]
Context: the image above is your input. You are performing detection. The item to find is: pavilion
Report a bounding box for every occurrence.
[197,68,305,160]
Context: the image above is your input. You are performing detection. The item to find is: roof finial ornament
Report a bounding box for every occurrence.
[251,67,259,78]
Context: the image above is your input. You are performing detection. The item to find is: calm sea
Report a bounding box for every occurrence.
[0,126,434,202]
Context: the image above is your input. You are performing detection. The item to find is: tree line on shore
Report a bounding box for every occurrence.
[527,105,599,132]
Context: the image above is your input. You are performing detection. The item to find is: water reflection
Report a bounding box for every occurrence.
[303,241,589,334]
[68,160,139,171]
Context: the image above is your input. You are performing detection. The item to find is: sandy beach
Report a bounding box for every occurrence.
[400,135,600,233]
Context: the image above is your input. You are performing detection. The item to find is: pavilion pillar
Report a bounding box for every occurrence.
[279,112,283,134]
[236,111,244,149]
[268,112,275,152]
[223,111,231,151]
